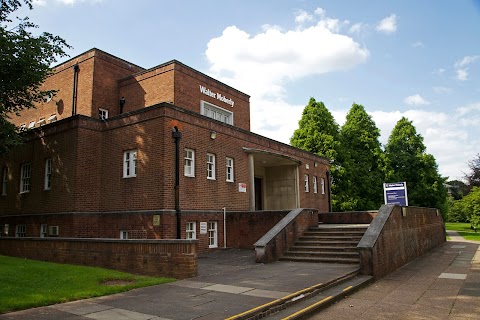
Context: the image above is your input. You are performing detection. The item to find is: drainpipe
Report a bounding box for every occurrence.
[223,207,227,248]
[172,127,182,239]
[71,64,79,116]
[326,171,332,212]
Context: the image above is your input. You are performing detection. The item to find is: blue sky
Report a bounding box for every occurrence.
[22,0,480,181]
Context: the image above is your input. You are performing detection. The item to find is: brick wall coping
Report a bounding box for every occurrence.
[357,205,394,249]
[254,208,304,248]
[0,237,196,245]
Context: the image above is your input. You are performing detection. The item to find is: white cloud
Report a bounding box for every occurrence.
[349,22,368,34]
[32,0,47,6]
[404,94,430,106]
[456,102,480,116]
[294,10,314,25]
[376,14,397,34]
[412,41,424,48]
[455,55,480,68]
[314,8,326,17]
[454,55,479,81]
[432,68,445,76]
[456,69,469,81]
[33,0,102,4]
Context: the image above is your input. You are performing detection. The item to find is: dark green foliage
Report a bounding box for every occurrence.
[385,117,447,210]
[465,154,480,192]
[0,0,70,155]
[334,104,385,211]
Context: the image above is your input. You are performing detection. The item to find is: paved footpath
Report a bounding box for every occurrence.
[310,232,480,320]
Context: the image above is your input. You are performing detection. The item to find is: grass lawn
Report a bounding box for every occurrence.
[445,222,480,242]
[0,255,175,314]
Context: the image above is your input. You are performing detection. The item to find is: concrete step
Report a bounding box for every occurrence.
[295,240,358,246]
[289,245,357,252]
[266,275,374,320]
[303,230,366,237]
[283,251,359,259]
[278,256,359,264]
[299,235,363,241]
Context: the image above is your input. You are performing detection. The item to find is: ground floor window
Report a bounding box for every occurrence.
[40,224,48,238]
[16,225,26,237]
[186,222,196,239]
[120,230,129,239]
[208,221,218,248]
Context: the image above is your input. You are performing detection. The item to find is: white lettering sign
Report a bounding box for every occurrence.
[238,183,247,193]
[199,85,235,107]
[200,222,208,234]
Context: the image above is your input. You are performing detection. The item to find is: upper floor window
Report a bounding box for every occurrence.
[19,124,26,131]
[99,108,109,120]
[44,158,52,190]
[1,167,7,196]
[207,153,216,180]
[123,150,137,178]
[48,114,57,123]
[321,178,326,194]
[20,163,31,193]
[304,174,309,193]
[184,149,195,177]
[16,225,26,237]
[40,224,48,238]
[226,157,234,182]
[28,121,36,129]
[200,101,233,125]
[313,176,318,194]
[38,118,46,126]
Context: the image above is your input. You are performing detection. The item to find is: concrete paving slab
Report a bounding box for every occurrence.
[0,308,88,320]
[168,280,214,289]
[240,288,290,299]
[438,272,467,279]
[84,308,159,320]
[50,302,113,315]
[201,283,254,294]
[451,245,466,249]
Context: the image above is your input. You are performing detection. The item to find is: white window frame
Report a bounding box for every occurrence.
[16,225,26,237]
[207,153,216,180]
[186,222,197,240]
[38,118,46,126]
[304,174,309,193]
[226,157,234,182]
[123,150,137,178]
[48,114,57,123]
[313,176,318,194]
[40,224,48,238]
[20,163,31,193]
[200,101,233,125]
[28,121,36,129]
[99,108,109,120]
[208,221,218,248]
[321,178,326,195]
[4,224,9,236]
[184,149,195,177]
[44,158,52,190]
[1,167,7,196]
[120,230,129,239]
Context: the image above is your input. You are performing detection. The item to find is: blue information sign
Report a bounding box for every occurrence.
[383,182,408,206]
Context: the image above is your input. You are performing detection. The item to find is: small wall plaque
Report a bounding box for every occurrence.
[153,215,161,226]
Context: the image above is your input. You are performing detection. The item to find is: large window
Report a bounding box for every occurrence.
[123,150,137,178]
[321,178,326,194]
[1,167,7,196]
[208,221,218,248]
[304,174,309,193]
[313,176,318,194]
[184,149,195,177]
[20,163,31,193]
[16,225,26,237]
[44,158,52,190]
[207,153,216,180]
[201,101,233,125]
[226,157,234,182]
[186,222,196,240]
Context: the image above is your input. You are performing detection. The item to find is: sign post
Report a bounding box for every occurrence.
[383,182,408,206]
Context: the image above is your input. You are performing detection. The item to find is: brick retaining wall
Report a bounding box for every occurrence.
[319,211,378,224]
[0,238,197,279]
[358,205,446,279]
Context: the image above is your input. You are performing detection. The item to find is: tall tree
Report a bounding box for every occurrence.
[335,103,385,211]
[385,117,447,209]
[291,97,341,161]
[464,153,480,192]
[0,0,70,155]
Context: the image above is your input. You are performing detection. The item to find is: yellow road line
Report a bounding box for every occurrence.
[281,296,333,320]
[342,285,353,292]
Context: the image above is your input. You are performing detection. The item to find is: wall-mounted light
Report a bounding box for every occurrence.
[119,97,126,114]
[210,131,217,139]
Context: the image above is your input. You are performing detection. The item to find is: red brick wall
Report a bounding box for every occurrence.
[319,211,378,224]
[0,238,197,279]
[358,205,446,279]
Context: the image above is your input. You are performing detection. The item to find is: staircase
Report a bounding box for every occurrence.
[279,224,369,264]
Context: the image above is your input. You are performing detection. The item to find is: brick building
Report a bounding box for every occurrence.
[0,48,330,251]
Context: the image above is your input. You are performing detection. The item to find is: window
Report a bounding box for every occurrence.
[184,149,195,177]
[226,157,234,182]
[28,121,36,129]
[304,175,309,192]
[321,178,325,195]
[200,101,233,125]
[20,163,31,193]
[123,150,137,178]
[38,118,46,126]
[16,225,26,237]
[40,224,48,238]
[120,230,129,239]
[99,108,109,120]
[4,224,9,236]
[186,222,196,239]
[208,221,218,248]
[19,124,26,131]
[313,176,318,194]
[207,153,216,180]
[44,158,52,190]
[48,114,57,123]
[2,167,7,196]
